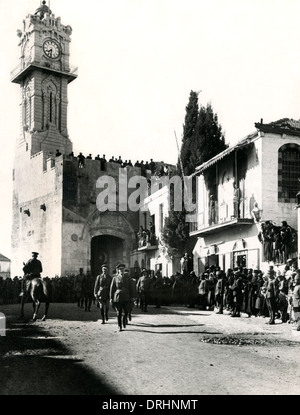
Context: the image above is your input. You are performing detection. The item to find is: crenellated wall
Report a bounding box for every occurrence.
[60,158,141,275]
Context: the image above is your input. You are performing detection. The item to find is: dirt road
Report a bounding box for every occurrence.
[0,302,299,395]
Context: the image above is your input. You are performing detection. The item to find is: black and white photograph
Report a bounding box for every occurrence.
[0,0,300,399]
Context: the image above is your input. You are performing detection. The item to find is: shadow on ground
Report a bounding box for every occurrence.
[0,319,120,395]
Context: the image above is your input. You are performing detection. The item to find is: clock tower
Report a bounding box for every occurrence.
[11,0,77,159]
[11,2,140,280]
[10,1,78,277]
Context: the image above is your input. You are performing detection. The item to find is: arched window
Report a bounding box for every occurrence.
[278,144,300,202]
[41,76,60,130]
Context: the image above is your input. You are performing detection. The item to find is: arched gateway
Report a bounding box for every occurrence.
[91,235,124,276]
[89,211,138,276]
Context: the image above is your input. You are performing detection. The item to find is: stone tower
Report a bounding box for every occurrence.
[11,2,140,278]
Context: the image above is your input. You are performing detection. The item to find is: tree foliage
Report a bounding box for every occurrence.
[162,91,227,256]
[180,94,227,176]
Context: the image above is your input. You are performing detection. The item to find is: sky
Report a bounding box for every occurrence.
[1,0,300,259]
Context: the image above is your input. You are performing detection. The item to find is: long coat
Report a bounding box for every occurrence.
[94,273,112,301]
[110,273,133,303]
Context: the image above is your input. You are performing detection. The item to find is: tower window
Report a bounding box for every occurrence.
[278,144,300,202]
[49,92,53,122]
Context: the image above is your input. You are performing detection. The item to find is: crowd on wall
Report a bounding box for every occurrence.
[55,150,171,177]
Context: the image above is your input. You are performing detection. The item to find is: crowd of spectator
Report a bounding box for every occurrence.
[258,220,298,264]
[59,151,172,177]
[1,259,299,330]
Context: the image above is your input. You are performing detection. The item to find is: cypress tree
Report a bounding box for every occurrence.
[162,93,227,257]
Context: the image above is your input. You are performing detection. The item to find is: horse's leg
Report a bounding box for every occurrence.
[42,302,49,321]
[33,300,40,321]
[20,295,25,318]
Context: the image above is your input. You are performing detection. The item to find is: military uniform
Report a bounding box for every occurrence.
[74,270,85,308]
[215,272,225,314]
[20,252,43,296]
[265,274,277,324]
[110,263,134,331]
[136,271,151,312]
[94,265,112,323]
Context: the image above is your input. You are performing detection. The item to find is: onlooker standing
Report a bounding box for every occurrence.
[291,271,300,331]
[265,267,277,325]
[136,269,151,312]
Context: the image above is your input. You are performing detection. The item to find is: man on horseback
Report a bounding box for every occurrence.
[20,252,43,297]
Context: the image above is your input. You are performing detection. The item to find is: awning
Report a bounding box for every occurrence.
[190,132,257,177]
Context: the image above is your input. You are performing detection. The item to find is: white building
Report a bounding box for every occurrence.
[0,254,11,279]
[190,118,299,274]
[130,176,181,278]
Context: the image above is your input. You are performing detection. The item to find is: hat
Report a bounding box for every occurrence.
[101,264,108,269]
[32,252,39,256]
[116,263,126,269]
[124,268,130,273]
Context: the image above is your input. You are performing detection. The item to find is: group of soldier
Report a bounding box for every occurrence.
[192,260,300,330]
[73,263,157,331]
[2,251,300,331]
[67,258,300,332]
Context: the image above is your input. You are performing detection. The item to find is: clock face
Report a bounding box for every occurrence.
[43,39,60,59]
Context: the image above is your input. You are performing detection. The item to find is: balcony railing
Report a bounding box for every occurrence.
[190,197,254,234]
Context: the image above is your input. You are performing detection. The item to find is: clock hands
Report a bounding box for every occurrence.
[43,40,60,58]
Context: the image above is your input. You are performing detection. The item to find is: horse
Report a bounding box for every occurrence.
[20,277,50,322]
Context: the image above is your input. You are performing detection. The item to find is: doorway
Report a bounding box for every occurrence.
[91,235,124,276]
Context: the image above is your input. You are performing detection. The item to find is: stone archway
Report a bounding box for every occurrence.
[91,235,124,276]
[88,210,138,276]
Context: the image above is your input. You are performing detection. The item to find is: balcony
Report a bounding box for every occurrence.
[189,197,254,236]
[11,61,78,84]
[137,234,158,251]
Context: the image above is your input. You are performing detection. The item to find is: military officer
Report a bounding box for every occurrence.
[265,267,277,325]
[110,263,133,331]
[20,252,43,296]
[94,264,112,324]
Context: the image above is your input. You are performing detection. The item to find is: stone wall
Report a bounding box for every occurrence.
[61,158,141,275]
[260,132,299,229]
[11,149,63,277]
